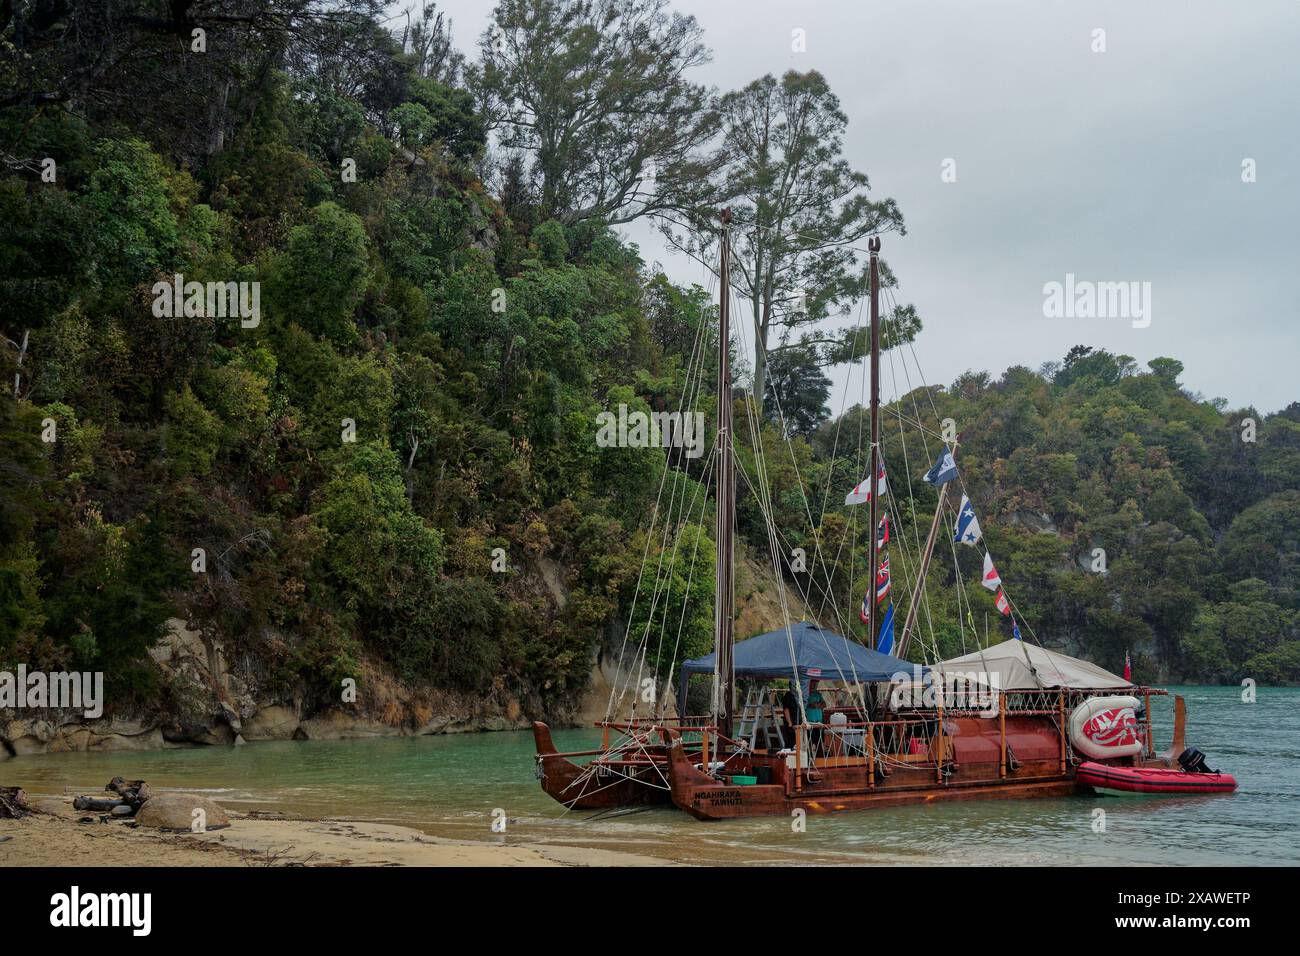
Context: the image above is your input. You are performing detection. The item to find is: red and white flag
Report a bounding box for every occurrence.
[1123,650,1132,683]
[875,556,891,602]
[845,461,888,506]
[995,590,1011,616]
[981,552,1001,592]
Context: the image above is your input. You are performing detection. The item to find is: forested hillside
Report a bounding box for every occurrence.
[1,1,1296,741]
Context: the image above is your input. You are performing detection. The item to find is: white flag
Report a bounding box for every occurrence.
[981,552,1001,592]
[845,461,888,506]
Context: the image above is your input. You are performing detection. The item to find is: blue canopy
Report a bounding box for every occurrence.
[679,620,914,686]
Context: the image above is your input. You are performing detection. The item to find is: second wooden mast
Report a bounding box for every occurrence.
[715,208,735,738]
[866,236,881,649]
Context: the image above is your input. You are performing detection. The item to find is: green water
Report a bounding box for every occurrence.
[4,686,1297,865]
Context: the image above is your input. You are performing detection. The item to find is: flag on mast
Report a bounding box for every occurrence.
[877,603,896,655]
[954,495,982,546]
[995,590,1011,616]
[981,552,1001,592]
[845,461,888,506]
[1124,649,1132,683]
[875,555,891,602]
[923,448,958,485]
[877,515,890,548]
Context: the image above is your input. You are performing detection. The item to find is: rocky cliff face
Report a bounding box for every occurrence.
[1,549,814,757]
[1,617,532,756]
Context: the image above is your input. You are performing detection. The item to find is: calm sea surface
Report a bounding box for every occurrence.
[5,686,1296,865]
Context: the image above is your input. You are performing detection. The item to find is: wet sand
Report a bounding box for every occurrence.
[0,797,676,868]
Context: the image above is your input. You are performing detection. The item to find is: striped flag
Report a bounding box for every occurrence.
[995,590,1011,616]
[877,515,890,548]
[876,556,891,602]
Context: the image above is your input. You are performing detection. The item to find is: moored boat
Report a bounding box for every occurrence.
[1076,760,1239,795]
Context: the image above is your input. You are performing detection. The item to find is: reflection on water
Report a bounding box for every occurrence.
[5,686,1297,865]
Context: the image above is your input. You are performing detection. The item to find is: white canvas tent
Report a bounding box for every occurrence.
[932,638,1130,691]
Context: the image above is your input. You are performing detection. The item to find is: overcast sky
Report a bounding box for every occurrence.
[427,0,1299,413]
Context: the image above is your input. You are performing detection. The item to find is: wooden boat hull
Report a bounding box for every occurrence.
[532,722,673,809]
[661,718,1079,820]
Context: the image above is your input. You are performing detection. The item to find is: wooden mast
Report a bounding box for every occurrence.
[896,440,957,661]
[715,208,735,739]
[866,236,881,649]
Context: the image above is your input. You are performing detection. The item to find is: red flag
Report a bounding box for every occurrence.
[995,590,1011,616]
[1123,650,1132,683]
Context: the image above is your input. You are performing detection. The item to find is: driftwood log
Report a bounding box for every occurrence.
[72,778,152,816]
[1,786,29,818]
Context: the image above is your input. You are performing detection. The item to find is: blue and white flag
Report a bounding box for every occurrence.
[877,603,896,655]
[953,495,982,546]
[923,449,958,485]
[1012,622,1022,641]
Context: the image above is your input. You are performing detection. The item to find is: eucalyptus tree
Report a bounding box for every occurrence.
[471,0,720,225]
[665,70,914,419]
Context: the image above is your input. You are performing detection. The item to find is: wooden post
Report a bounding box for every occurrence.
[1143,690,1153,758]
[867,722,875,788]
[935,696,945,784]
[998,692,1007,778]
[1058,690,1067,773]
[795,726,803,792]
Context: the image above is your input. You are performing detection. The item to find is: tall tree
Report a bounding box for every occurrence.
[763,337,831,437]
[666,70,913,416]
[472,0,719,225]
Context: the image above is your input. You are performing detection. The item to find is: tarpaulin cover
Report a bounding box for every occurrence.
[933,638,1130,690]
[680,621,913,684]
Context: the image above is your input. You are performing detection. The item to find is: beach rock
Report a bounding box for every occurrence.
[135,793,230,831]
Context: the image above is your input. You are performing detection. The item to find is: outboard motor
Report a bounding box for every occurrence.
[1177,746,1219,774]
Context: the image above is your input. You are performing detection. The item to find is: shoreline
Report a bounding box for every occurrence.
[0,797,677,868]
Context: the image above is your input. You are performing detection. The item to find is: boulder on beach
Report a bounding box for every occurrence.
[135,793,230,832]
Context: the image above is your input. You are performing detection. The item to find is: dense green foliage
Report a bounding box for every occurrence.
[1,2,1296,731]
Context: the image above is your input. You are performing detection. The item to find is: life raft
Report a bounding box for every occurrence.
[1068,695,1144,759]
[1076,761,1238,794]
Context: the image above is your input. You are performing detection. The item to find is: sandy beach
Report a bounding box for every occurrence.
[0,797,675,868]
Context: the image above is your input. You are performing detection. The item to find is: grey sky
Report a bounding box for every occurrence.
[429,0,1299,412]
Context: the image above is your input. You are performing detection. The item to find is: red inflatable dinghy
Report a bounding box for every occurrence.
[1076,761,1237,795]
